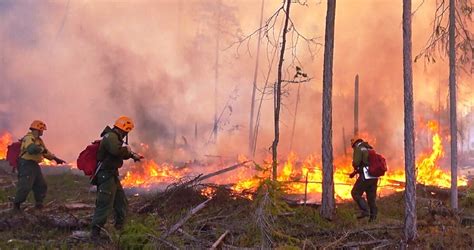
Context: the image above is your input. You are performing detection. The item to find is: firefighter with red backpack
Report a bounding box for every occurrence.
[90,116,143,240]
[349,138,386,222]
[12,120,66,212]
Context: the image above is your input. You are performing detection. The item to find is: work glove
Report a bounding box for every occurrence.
[124,145,132,154]
[131,152,144,162]
[349,171,357,178]
[54,157,66,165]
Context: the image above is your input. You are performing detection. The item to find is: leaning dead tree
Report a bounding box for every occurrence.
[403,0,417,242]
[320,0,337,220]
[415,0,472,211]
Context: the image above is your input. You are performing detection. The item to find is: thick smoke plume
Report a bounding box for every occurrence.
[0,0,471,168]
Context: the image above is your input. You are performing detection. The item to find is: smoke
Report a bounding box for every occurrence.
[0,0,470,168]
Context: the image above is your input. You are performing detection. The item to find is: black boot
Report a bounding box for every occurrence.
[90,226,101,241]
[12,202,21,213]
[369,215,377,222]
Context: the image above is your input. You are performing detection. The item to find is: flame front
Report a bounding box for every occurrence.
[231,120,467,200]
[121,159,192,188]
[0,132,13,159]
[1,120,462,200]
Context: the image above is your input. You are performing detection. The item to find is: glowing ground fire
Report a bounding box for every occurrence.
[0,120,467,200]
[118,120,467,200]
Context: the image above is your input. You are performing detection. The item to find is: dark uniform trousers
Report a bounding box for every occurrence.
[351,176,378,217]
[91,172,128,229]
[14,159,47,205]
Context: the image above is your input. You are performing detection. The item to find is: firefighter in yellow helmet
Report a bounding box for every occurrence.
[349,137,378,222]
[90,116,143,240]
[13,120,66,211]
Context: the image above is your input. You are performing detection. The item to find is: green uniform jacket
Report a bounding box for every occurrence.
[97,126,132,177]
[352,141,373,172]
[20,132,56,163]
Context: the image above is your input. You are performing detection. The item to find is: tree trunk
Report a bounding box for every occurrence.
[449,0,458,211]
[402,0,417,242]
[272,0,291,181]
[213,0,221,143]
[320,0,336,220]
[354,74,359,136]
[248,0,265,156]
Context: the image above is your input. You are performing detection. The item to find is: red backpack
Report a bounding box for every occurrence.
[368,149,387,177]
[6,141,22,171]
[76,140,101,176]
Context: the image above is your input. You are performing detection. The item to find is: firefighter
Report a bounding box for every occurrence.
[13,120,66,211]
[91,116,143,240]
[349,138,378,222]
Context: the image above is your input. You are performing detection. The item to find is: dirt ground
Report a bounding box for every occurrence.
[0,160,473,249]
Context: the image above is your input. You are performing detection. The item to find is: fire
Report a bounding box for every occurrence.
[122,159,192,188]
[114,120,467,202]
[0,132,13,159]
[231,120,467,200]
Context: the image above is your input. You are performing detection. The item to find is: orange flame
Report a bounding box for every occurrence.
[0,132,13,159]
[74,120,468,201]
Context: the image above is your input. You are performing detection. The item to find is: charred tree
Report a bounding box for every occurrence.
[321,0,336,220]
[212,0,222,143]
[354,74,359,136]
[448,0,458,210]
[271,0,291,181]
[248,0,265,156]
[403,0,417,242]
[414,0,472,210]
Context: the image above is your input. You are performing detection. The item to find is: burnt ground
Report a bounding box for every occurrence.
[0,160,473,249]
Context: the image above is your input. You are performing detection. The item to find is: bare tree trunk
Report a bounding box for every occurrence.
[249,0,265,156]
[449,0,458,210]
[213,0,222,143]
[354,74,359,136]
[320,0,336,220]
[342,127,347,156]
[289,83,301,152]
[251,19,285,157]
[403,0,417,242]
[272,0,291,181]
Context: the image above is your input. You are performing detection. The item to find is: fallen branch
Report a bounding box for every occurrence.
[148,233,179,250]
[323,230,350,249]
[211,230,230,249]
[195,161,251,183]
[342,239,391,248]
[162,197,213,239]
[177,228,201,243]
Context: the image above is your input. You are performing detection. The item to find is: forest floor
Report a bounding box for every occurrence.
[0,160,473,249]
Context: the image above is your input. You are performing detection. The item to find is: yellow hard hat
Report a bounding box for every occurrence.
[30,120,47,131]
[114,116,134,132]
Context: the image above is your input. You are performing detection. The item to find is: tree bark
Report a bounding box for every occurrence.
[320,0,336,220]
[272,0,291,181]
[449,0,458,211]
[402,0,417,242]
[248,0,265,156]
[354,74,359,136]
[213,0,222,143]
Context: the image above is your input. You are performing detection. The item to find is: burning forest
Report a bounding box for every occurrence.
[0,0,473,249]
